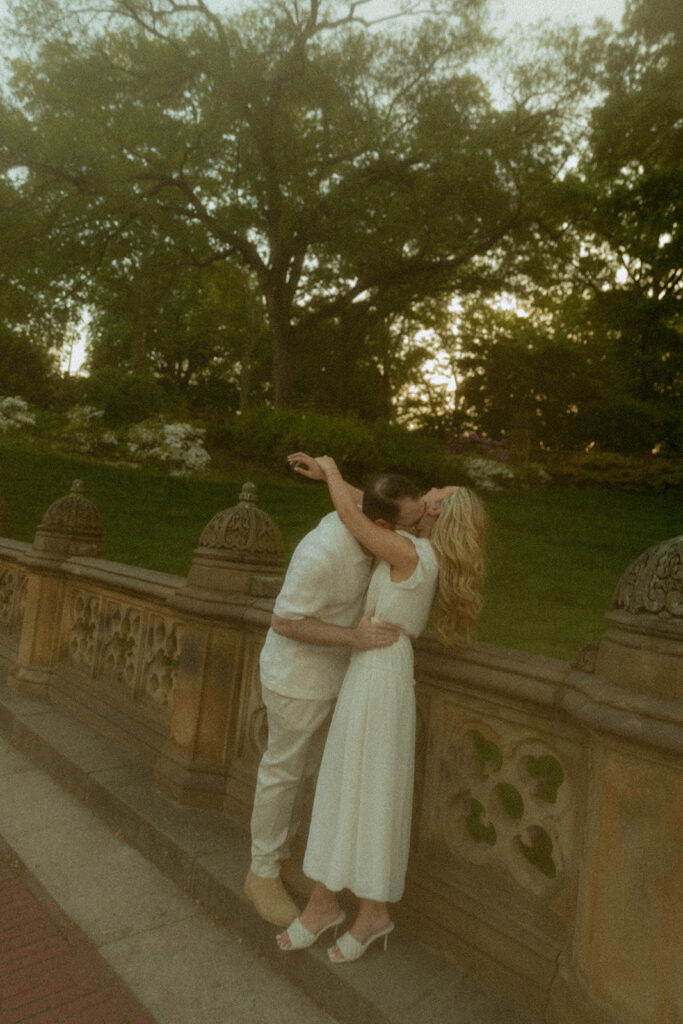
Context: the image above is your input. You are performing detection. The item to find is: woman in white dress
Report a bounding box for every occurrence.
[276,455,486,962]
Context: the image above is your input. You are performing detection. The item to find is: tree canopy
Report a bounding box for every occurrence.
[571,0,683,449]
[0,0,680,451]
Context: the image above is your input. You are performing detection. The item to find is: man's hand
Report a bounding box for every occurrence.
[351,611,400,650]
[271,612,399,650]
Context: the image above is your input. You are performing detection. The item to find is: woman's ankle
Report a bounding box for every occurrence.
[352,902,390,936]
[301,891,340,925]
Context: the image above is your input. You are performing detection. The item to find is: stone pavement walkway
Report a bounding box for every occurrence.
[0,680,539,1024]
[0,735,336,1024]
[0,836,155,1024]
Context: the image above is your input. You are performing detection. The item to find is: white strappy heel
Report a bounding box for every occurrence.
[277,911,346,951]
[328,921,394,962]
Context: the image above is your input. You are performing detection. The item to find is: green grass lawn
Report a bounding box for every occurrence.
[1,446,680,661]
[479,486,681,658]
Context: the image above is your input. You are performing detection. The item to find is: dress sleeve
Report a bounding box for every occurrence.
[391,535,436,591]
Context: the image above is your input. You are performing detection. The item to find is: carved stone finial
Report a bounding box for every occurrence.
[239,482,258,506]
[612,536,682,619]
[195,483,284,565]
[33,479,105,558]
[186,483,285,597]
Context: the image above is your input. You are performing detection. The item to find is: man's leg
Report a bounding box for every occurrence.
[246,687,332,925]
[284,705,331,855]
[279,709,331,897]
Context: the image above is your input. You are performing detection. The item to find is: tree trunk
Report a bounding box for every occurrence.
[265,293,299,409]
[239,287,259,413]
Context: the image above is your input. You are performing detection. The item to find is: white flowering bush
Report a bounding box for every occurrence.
[51,407,210,475]
[463,456,517,490]
[0,396,36,433]
[60,405,121,456]
[462,456,552,490]
[126,419,211,476]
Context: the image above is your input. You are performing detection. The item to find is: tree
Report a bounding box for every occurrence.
[1,0,590,410]
[0,159,80,373]
[557,0,683,449]
[0,324,58,402]
[442,0,682,454]
[451,298,672,452]
[86,235,271,413]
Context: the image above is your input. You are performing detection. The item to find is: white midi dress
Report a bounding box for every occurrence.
[303,534,439,903]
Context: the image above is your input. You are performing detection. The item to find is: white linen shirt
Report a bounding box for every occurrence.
[260,511,373,701]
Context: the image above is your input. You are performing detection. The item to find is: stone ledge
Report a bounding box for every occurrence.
[0,671,539,1024]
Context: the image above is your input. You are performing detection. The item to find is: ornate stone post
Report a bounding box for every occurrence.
[548,535,683,1024]
[9,481,105,695]
[153,483,285,809]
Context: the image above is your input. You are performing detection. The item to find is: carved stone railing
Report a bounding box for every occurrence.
[0,542,28,655]
[0,480,680,1024]
[404,640,584,1016]
[0,480,283,787]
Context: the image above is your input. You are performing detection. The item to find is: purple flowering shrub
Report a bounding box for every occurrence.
[446,432,511,463]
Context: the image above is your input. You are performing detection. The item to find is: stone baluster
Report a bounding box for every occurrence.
[153,483,285,809]
[9,480,105,695]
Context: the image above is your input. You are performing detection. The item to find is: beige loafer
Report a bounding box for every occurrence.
[244,870,299,927]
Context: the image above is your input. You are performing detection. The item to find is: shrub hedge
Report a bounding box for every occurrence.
[76,367,168,426]
[545,450,683,493]
[210,407,465,488]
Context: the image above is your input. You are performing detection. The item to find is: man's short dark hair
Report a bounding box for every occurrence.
[362,473,421,523]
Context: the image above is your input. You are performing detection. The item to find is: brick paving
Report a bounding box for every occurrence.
[0,837,157,1024]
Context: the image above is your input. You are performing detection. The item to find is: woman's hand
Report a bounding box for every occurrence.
[287,452,327,480]
[314,455,339,478]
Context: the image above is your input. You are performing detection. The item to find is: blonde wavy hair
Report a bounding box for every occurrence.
[430,487,486,646]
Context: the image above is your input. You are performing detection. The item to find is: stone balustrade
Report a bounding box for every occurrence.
[0,480,680,1024]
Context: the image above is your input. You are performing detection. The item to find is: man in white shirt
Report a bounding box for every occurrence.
[245,470,426,927]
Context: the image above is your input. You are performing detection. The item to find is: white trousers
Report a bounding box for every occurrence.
[250,686,333,878]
